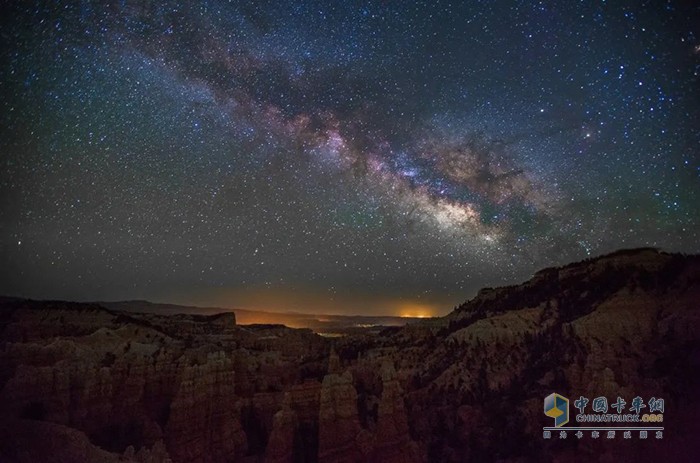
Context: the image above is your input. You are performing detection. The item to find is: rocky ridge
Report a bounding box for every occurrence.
[0,248,698,462]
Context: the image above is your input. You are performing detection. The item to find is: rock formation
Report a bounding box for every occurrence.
[318,370,371,463]
[0,248,699,462]
[372,362,421,463]
[263,394,298,463]
[164,352,247,462]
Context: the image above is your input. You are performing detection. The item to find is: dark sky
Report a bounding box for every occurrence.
[1,1,698,316]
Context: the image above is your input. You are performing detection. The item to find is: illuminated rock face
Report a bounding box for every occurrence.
[164,352,246,463]
[0,303,250,463]
[1,249,699,463]
[373,362,421,463]
[317,371,369,463]
[316,358,422,463]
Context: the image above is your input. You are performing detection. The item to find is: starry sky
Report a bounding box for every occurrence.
[1,1,699,316]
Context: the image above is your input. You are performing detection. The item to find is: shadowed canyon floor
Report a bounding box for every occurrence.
[1,248,699,462]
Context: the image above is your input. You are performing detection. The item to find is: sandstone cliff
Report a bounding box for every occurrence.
[1,248,698,462]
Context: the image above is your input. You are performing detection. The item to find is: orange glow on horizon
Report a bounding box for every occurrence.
[166,285,452,318]
[398,303,436,319]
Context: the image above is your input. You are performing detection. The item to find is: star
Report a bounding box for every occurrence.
[0,1,697,315]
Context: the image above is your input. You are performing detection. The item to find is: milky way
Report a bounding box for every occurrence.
[1,1,699,315]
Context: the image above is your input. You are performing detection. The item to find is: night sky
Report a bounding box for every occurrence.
[1,1,699,316]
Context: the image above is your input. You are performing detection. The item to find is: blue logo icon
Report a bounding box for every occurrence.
[544,393,569,427]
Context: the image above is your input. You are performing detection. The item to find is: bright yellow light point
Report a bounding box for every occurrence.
[398,303,435,319]
[400,312,433,319]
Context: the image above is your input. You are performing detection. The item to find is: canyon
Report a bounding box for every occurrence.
[0,248,698,462]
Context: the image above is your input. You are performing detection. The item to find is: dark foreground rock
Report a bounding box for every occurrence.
[1,248,698,462]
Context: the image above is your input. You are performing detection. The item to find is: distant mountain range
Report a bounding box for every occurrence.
[96,300,425,334]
